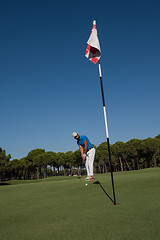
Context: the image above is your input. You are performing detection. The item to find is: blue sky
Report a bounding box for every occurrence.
[1,0,160,159]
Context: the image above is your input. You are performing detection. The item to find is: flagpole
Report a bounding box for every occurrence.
[98,60,116,205]
[85,20,117,205]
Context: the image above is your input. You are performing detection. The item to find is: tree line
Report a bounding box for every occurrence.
[0,134,160,181]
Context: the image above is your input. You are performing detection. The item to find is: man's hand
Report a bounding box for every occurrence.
[82,153,86,161]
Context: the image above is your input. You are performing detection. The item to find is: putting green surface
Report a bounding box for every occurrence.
[0,168,160,240]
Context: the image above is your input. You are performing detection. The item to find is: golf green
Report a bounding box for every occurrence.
[0,168,160,240]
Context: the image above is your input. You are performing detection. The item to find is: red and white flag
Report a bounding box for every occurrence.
[85,20,101,64]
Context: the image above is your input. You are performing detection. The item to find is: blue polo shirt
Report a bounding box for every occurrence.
[77,135,93,151]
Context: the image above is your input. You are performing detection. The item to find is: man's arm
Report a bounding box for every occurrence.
[83,140,88,154]
[79,145,86,161]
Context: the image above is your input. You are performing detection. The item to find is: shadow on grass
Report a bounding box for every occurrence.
[93,181,114,204]
[0,182,10,186]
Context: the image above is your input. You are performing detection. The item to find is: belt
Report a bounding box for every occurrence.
[87,147,93,152]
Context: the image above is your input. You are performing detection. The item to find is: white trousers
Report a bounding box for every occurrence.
[85,148,95,177]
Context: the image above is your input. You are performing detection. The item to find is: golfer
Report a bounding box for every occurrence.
[72,132,95,181]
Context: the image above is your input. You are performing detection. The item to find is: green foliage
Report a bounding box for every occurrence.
[1,134,160,181]
[0,148,11,180]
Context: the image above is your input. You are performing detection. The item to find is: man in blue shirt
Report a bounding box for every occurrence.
[72,132,95,181]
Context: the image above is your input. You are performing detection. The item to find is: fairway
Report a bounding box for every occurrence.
[0,168,160,240]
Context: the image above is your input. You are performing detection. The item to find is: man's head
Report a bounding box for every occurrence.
[72,132,79,140]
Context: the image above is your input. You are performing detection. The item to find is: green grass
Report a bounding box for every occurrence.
[0,168,160,240]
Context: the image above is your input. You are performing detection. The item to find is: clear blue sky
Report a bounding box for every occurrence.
[1,0,160,159]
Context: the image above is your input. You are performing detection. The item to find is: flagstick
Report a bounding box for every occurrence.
[98,60,116,205]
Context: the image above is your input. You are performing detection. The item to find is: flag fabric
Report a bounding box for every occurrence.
[85,20,101,64]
